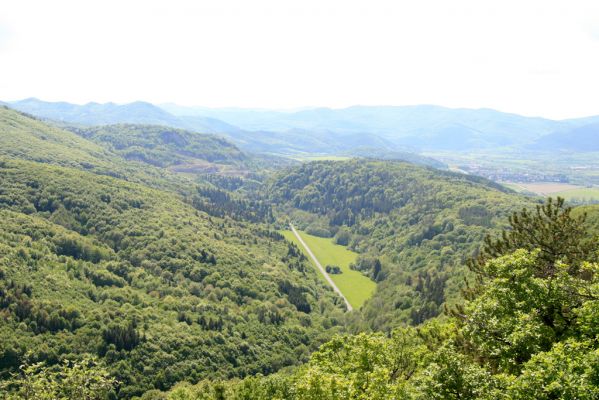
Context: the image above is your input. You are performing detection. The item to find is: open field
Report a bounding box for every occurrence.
[426,151,599,186]
[501,182,583,195]
[501,181,599,203]
[555,188,599,202]
[281,229,376,309]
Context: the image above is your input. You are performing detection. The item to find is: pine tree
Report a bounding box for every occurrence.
[468,197,596,281]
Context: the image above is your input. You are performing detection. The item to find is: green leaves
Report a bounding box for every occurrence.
[461,251,599,373]
[1,355,116,400]
[412,342,501,400]
[509,340,599,400]
[161,197,599,399]
[269,159,529,330]
[471,197,597,278]
[0,159,343,396]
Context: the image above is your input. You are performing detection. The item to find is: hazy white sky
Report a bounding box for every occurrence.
[1,0,598,119]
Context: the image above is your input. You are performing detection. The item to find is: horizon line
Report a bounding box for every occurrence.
[3,97,597,121]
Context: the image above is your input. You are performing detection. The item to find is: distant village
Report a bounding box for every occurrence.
[458,164,569,183]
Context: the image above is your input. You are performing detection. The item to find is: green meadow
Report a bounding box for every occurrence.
[281,229,376,309]
[556,187,599,202]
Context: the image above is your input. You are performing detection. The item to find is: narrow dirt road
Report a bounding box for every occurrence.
[289,224,353,311]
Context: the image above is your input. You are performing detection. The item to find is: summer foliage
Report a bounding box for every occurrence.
[281,229,376,309]
[0,109,346,397]
[268,160,530,330]
[0,107,597,398]
[157,198,599,400]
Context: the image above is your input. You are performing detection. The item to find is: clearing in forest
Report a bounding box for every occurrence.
[281,228,376,310]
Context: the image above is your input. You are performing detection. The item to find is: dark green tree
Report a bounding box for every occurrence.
[469,197,596,281]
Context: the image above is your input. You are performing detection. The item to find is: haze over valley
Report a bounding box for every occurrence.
[1,1,598,399]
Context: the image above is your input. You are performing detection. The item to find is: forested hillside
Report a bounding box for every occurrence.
[0,108,351,397]
[267,160,531,330]
[68,124,246,167]
[0,106,234,189]
[3,0,599,397]
[150,198,599,400]
[0,106,277,220]
[1,105,597,399]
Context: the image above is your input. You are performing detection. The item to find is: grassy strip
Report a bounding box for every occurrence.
[281,230,376,309]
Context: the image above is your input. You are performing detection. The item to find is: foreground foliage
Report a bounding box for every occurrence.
[1,356,115,400]
[154,198,599,399]
[2,107,598,398]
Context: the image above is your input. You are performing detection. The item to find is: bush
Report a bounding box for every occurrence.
[325,265,342,274]
[305,225,332,238]
[334,227,351,245]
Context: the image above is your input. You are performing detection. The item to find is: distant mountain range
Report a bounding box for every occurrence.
[162,104,563,145]
[7,98,599,155]
[530,122,599,152]
[7,98,234,134]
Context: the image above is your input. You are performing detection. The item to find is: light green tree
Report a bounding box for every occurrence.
[1,355,116,400]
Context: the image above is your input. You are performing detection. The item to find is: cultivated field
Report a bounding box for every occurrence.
[502,182,583,195]
[502,181,599,203]
[555,188,599,202]
[281,230,376,309]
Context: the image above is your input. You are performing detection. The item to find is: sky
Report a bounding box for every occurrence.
[1,0,598,119]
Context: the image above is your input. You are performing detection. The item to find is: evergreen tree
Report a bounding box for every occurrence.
[469,197,597,281]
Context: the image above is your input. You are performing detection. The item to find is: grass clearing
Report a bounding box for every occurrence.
[500,181,587,195]
[555,187,599,202]
[500,181,599,203]
[281,229,376,309]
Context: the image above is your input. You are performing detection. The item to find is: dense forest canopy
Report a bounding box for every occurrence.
[0,109,348,397]
[0,158,346,397]
[68,124,246,167]
[267,160,531,330]
[143,197,599,400]
[0,105,597,399]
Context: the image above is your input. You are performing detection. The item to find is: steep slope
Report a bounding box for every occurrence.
[0,105,114,170]
[267,160,531,330]
[0,158,344,397]
[67,124,247,169]
[0,110,348,397]
[0,105,278,225]
[0,106,257,184]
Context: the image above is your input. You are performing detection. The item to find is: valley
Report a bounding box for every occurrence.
[428,149,599,191]
[282,226,376,310]
[0,103,597,399]
[2,2,599,397]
